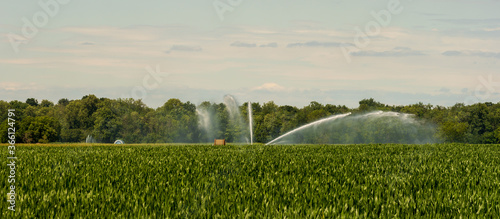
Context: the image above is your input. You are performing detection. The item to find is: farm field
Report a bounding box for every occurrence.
[2,143,500,218]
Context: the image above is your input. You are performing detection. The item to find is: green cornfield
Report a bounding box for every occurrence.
[1,144,500,218]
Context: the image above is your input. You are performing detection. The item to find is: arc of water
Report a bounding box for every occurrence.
[248,102,253,145]
[266,112,352,145]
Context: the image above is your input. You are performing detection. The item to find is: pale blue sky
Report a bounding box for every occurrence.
[1,0,500,107]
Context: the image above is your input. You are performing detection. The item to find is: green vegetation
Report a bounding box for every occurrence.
[1,96,500,143]
[2,143,499,217]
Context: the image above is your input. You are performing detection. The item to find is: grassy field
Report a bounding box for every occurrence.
[1,143,500,218]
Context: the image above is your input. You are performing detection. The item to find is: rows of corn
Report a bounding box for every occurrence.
[1,143,499,218]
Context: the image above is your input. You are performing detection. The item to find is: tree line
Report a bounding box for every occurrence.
[0,95,499,144]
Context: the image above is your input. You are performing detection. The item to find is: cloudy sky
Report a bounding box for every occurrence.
[1,0,500,108]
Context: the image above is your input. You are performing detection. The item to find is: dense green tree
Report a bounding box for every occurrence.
[155,99,199,143]
[59,95,101,142]
[117,99,152,143]
[40,100,54,108]
[57,98,70,106]
[401,102,433,119]
[439,121,468,142]
[92,100,122,143]
[26,98,39,107]
[358,98,385,112]
[0,100,10,124]
[8,100,29,121]
[215,103,229,140]
[18,116,61,143]
[278,105,299,134]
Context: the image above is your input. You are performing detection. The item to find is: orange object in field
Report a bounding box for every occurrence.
[214,139,226,146]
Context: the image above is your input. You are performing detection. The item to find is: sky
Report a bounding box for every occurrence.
[1,0,500,108]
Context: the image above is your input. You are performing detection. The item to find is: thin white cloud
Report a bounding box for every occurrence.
[0,82,42,91]
[442,50,500,58]
[433,18,500,25]
[60,26,160,41]
[287,41,347,48]
[351,47,425,57]
[78,41,95,46]
[252,83,286,92]
[0,59,46,65]
[484,27,500,32]
[230,41,257,48]
[259,42,278,48]
[168,45,202,52]
[438,87,450,93]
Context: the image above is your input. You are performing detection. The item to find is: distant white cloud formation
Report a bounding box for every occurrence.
[442,50,500,58]
[259,42,278,48]
[230,41,257,48]
[351,47,425,57]
[433,18,500,25]
[0,82,41,91]
[287,41,348,48]
[170,45,203,52]
[252,83,286,92]
[438,87,451,93]
[79,42,95,46]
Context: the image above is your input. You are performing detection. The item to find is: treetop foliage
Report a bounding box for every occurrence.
[0,96,499,144]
